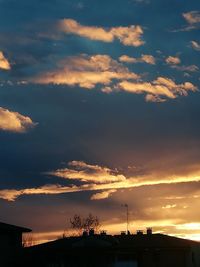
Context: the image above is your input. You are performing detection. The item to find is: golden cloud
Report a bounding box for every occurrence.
[141,54,156,64]
[119,54,155,64]
[91,189,117,200]
[58,19,144,46]
[0,51,11,70]
[48,161,126,184]
[166,56,181,65]
[32,54,139,89]
[117,77,197,102]
[1,161,200,201]
[30,54,198,102]
[0,107,37,132]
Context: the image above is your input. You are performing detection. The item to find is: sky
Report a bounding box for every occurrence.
[0,0,200,243]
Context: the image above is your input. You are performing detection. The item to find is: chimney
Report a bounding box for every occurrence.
[89,228,95,236]
[136,230,143,235]
[100,230,107,236]
[146,227,152,235]
[82,230,88,237]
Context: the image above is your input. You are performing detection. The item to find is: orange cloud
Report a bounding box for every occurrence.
[91,189,117,200]
[0,51,11,70]
[119,54,155,64]
[48,161,126,184]
[32,54,139,89]
[1,161,200,201]
[31,54,198,102]
[166,55,198,72]
[0,189,22,201]
[117,77,197,102]
[166,56,181,65]
[58,19,144,46]
[0,107,37,132]
[141,54,156,64]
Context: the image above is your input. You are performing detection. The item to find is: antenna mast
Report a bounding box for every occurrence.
[122,204,129,234]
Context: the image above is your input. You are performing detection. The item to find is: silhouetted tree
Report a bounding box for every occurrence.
[22,233,35,247]
[69,213,100,235]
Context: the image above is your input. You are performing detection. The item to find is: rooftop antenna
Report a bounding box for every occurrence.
[121,204,129,234]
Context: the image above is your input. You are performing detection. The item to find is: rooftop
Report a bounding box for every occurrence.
[27,232,200,252]
[0,222,31,233]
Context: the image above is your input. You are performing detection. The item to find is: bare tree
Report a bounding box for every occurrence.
[69,213,100,236]
[70,214,83,236]
[22,233,36,247]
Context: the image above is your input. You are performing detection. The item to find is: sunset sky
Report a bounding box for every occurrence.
[0,0,200,243]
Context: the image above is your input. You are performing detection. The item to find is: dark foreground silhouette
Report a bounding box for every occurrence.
[1,221,200,267]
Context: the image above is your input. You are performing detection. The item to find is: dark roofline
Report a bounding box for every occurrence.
[28,233,200,252]
[0,222,32,233]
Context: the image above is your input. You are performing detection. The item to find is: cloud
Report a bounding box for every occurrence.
[141,54,156,64]
[172,11,200,32]
[175,11,200,32]
[119,55,137,63]
[0,107,37,133]
[191,41,200,51]
[32,56,197,102]
[58,19,144,47]
[1,161,200,201]
[0,51,11,70]
[91,189,117,200]
[145,94,166,103]
[0,189,22,201]
[47,161,126,184]
[119,54,155,64]
[117,77,197,102]
[101,86,113,94]
[183,11,200,25]
[0,184,78,201]
[166,56,181,65]
[165,56,198,73]
[171,65,199,73]
[32,54,139,89]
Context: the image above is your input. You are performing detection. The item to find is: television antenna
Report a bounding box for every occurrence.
[121,204,129,234]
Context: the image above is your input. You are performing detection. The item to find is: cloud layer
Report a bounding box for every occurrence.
[32,54,139,89]
[1,161,200,201]
[58,19,144,47]
[31,54,197,102]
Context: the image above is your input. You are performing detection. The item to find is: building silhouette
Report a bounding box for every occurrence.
[0,221,31,266]
[22,228,200,267]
